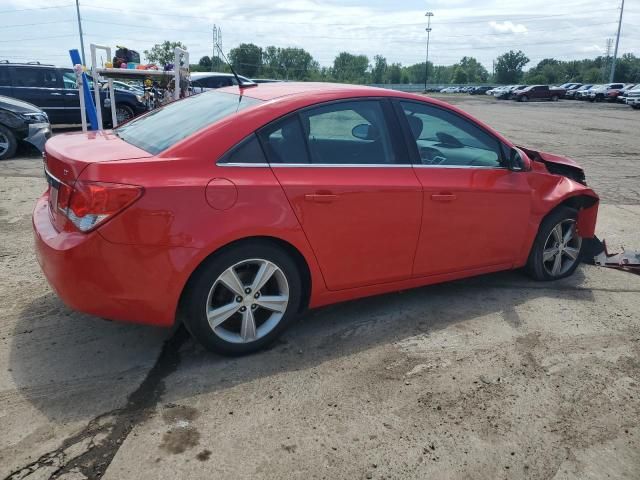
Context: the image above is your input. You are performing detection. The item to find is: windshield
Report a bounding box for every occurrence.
[115,91,263,154]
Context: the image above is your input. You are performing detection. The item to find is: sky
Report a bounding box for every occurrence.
[1,0,638,72]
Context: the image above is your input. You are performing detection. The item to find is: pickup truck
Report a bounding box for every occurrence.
[511,85,565,102]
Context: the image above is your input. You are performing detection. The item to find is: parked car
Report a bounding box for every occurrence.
[604,83,635,102]
[251,79,284,84]
[624,84,640,109]
[112,80,144,95]
[469,86,494,95]
[34,83,599,355]
[0,61,146,124]
[565,84,592,99]
[190,72,254,93]
[0,95,51,159]
[512,85,564,102]
[576,85,600,100]
[588,83,626,102]
[495,85,527,100]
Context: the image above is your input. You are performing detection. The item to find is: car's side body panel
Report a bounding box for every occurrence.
[34,83,600,328]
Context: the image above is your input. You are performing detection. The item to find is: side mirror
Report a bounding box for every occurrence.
[509,147,531,172]
[352,123,377,141]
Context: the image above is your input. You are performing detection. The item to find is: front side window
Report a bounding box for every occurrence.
[12,67,58,88]
[259,100,396,165]
[400,101,502,168]
[115,91,262,154]
[0,67,10,86]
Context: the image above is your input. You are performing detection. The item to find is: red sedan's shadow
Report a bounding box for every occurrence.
[9,266,594,423]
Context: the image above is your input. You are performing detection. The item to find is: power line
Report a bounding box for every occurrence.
[0,34,79,43]
[2,20,75,29]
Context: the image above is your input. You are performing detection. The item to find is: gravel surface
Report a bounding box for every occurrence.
[1,97,639,480]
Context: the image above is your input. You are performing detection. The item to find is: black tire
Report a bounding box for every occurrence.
[180,241,302,355]
[115,104,135,124]
[551,95,559,102]
[520,95,529,102]
[526,206,583,281]
[0,124,18,160]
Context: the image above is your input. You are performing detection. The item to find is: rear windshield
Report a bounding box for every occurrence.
[115,91,262,154]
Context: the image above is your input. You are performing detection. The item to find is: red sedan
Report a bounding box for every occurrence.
[33,83,599,354]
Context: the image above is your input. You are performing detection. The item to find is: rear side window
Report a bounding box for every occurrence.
[12,67,59,88]
[115,91,263,155]
[219,134,267,164]
[259,115,309,164]
[0,67,10,86]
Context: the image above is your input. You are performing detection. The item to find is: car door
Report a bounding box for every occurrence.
[9,66,66,123]
[0,66,12,97]
[259,98,423,291]
[395,100,532,277]
[60,69,83,124]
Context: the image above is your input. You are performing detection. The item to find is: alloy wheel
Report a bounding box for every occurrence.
[116,105,134,124]
[0,131,8,157]
[205,258,289,344]
[542,219,582,277]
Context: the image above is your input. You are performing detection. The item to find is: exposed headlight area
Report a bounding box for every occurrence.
[21,111,49,124]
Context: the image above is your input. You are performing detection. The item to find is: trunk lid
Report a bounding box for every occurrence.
[44,130,152,182]
[44,130,152,231]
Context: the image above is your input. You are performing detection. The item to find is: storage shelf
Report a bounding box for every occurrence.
[95,68,188,78]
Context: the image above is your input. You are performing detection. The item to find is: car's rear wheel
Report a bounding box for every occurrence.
[526,207,583,281]
[0,125,18,160]
[181,242,302,355]
[115,104,135,124]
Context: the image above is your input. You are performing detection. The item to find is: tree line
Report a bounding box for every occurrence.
[148,41,640,85]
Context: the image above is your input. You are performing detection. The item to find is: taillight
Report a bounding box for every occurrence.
[58,181,142,232]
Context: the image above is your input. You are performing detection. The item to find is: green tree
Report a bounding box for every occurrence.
[229,43,263,77]
[332,52,369,83]
[371,55,387,83]
[144,41,187,67]
[198,56,212,69]
[495,50,529,84]
[452,66,468,84]
[455,56,488,83]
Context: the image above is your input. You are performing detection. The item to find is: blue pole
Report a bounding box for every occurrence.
[69,49,98,130]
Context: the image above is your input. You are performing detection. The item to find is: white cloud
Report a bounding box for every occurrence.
[488,20,528,34]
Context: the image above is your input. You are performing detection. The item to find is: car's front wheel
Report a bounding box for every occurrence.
[0,124,17,160]
[526,207,583,281]
[520,95,529,102]
[181,242,302,355]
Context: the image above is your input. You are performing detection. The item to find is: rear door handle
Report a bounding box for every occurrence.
[50,92,62,96]
[304,193,339,203]
[431,193,457,202]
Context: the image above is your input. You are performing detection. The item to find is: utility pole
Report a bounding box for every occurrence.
[75,0,86,65]
[424,12,433,92]
[609,0,624,82]
[602,38,613,82]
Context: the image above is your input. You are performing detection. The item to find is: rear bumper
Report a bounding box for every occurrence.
[32,193,194,327]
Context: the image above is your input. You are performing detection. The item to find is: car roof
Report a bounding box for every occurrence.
[217,81,402,101]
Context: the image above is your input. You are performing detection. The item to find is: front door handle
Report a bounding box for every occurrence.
[65,93,77,96]
[304,193,339,203]
[431,193,457,202]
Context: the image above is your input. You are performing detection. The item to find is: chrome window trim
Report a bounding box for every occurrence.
[269,163,413,168]
[413,164,506,170]
[217,162,270,168]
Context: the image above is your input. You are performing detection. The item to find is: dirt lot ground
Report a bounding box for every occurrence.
[1,96,639,480]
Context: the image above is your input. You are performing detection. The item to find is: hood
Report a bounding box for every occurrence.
[518,145,586,185]
[0,95,42,114]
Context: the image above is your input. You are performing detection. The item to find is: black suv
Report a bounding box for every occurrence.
[0,61,146,125]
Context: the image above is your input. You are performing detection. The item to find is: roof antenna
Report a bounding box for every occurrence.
[215,43,257,89]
